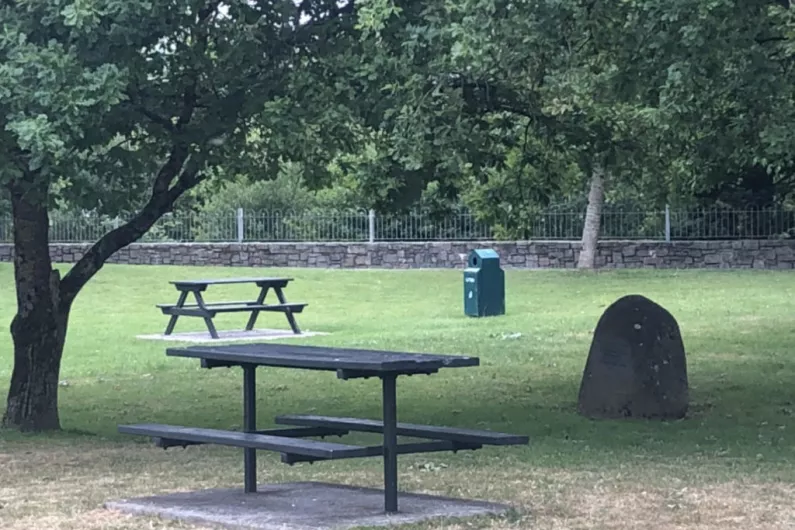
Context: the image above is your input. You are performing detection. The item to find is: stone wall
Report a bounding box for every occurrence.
[1,239,794,269]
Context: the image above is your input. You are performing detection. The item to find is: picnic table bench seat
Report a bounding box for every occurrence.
[118,423,363,459]
[157,302,308,315]
[275,414,529,446]
[119,415,522,466]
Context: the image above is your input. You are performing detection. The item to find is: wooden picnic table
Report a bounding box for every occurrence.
[157,277,307,339]
[118,343,529,514]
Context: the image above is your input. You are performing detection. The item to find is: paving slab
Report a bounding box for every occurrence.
[136,329,329,343]
[104,481,511,530]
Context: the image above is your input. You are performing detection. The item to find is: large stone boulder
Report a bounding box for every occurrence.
[577,294,688,420]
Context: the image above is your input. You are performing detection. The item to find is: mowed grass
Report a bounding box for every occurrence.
[1,263,795,529]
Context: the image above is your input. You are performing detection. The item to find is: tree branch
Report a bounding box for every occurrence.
[446,76,560,133]
[126,100,176,132]
[151,143,190,195]
[129,2,210,133]
[177,2,213,129]
[59,160,203,304]
[295,0,312,25]
[289,0,355,40]
[176,80,198,129]
[755,36,788,45]
[198,0,221,23]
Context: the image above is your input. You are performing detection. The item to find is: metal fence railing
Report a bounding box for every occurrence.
[1,206,794,243]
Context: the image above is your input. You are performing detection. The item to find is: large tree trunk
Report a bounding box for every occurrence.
[2,182,70,431]
[577,165,606,270]
[5,291,69,431]
[2,151,203,432]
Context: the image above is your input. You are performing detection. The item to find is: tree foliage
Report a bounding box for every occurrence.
[0,0,362,431]
[342,0,795,239]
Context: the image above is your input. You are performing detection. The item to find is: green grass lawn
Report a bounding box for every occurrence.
[1,264,795,529]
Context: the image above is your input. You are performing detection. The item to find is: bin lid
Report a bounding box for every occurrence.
[468,248,500,267]
[469,249,500,259]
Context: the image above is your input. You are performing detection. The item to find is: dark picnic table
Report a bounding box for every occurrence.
[157,277,307,339]
[118,343,529,514]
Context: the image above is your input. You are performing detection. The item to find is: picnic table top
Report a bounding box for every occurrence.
[165,343,479,373]
[170,277,293,287]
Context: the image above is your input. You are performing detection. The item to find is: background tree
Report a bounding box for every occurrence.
[351,0,666,267]
[349,0,795,251]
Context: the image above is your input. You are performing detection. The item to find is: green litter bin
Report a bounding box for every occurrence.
[464,249,505,317]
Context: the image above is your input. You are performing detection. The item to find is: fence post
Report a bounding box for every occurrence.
[368,209,376,243]
[664,204,671,242]
[237,208,244,243]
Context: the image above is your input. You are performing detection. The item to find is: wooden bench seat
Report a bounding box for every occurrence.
[157,300,262,308]
[275,414,530,446]
[118,423,366,459]
[149,425,350,448]
[279,439,483,464]
[157,302,308,316]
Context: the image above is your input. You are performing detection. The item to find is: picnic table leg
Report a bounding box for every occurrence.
[243,364,257,493]
[381,374,399,513]
[193,291,220,339]
[274,287,302,334]
[164,291,188,335]
[245,286,270,331]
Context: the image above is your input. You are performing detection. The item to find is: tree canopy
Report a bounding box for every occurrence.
[0,0,364,431]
